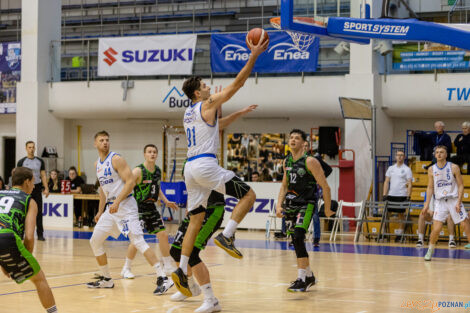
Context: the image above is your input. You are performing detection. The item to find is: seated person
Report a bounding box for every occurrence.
[47,169,60,193]
[67,166,84,227]
[0,176,5,190]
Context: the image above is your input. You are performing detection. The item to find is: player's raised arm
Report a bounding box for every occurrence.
[24,199,38,253]
[276,159,288,218]
[204,39,268,111]
[218,105,258,130]
[108,155,136,213]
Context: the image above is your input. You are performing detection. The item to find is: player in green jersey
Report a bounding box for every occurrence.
[276,129,333,292]
[0,167,58,312]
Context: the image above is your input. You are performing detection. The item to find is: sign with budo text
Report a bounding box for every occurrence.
[98,35,197,76]
[42,194,73,229]
[210,32,319,73]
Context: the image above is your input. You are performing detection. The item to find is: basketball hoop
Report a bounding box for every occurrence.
[270,16,323,51]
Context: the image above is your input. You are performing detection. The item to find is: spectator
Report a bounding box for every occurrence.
[17,141,49,241]
[241,134,250,156]
[414,121,452,162]
[0,176,5,190]
[260,168,273,182]
[47,169,60,193]
[383,150,412,242]
[451,121,470,174]
[251,171,261,182]
[67,166,84,227]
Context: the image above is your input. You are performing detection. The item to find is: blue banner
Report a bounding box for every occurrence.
[210,32,319,73]
[0,42,21,114]
[393,61,470,70]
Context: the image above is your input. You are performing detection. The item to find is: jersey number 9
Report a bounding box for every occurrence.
[0,196,15,214]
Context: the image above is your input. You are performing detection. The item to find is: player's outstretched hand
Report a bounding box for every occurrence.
[246,37,269,57]
[165,201,180,211]
[241,104,258,115]
[456,203,462,214]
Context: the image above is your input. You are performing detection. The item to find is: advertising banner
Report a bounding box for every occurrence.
[98,35,196,76]
[0,42,21,114]
[42,194,74,229]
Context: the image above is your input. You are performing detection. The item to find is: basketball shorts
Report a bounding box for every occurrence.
[94,200,143,238]
[171,205,225,256]
[0,230,40,284]
[184,156,236,212]
[285,202,315,234]
[433,197,468,224]
[138,202,165,234]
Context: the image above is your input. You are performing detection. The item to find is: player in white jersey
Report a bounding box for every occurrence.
[86,131,172,294]
[172,37,268,297]
[422,145,470,261]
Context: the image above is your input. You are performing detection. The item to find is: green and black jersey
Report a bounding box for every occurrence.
[285,154,317,207]
[134,164,161,204]
[0,188,31,238]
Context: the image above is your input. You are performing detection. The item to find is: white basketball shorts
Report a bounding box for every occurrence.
[433,197,468,224]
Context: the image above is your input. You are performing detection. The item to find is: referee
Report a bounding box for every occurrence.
[17,141,49,241]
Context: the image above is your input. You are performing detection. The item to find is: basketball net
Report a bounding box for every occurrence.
[270,17,317,52]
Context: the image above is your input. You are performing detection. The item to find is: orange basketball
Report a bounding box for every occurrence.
[246,28,269,48]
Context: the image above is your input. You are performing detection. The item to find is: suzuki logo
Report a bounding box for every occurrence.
[103,47,118,66]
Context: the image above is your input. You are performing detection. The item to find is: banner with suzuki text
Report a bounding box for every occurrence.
[98,35,196,76]
[210,32,319,73]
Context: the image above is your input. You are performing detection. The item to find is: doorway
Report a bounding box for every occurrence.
[3,137,15,186]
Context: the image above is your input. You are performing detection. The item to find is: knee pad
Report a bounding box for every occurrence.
[170,247,181,263]
[90,230,107,256]
[225,176,251,200]
[188,247,202,267]
[129,234,150,254]
[292,228,308,259]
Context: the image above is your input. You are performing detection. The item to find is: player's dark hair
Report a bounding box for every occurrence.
[25,140,35,147]
[94,130,110,139]
[252,171,260,176]
[68,166,78,174]
[182,76,202,101]
[12,167,33,186]
[144,144,158,153]
[290,129,307,141]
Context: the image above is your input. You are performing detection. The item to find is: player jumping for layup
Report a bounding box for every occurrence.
[276,129,333,292]
[172,37,268,296]
[87,131,170,292]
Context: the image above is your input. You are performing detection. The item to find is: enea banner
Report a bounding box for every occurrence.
[0,42,21,114]
[210,32,319,73]
[98,35,196,76]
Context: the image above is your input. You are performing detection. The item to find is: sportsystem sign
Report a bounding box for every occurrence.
[98,35,196,76]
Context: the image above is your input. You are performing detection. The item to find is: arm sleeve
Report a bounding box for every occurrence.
[385,166,391,178]
[406,168,413,180]
[17,157,25,167]
[39,158,45,171]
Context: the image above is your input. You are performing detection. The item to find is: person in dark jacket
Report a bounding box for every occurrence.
[451,121,470,174]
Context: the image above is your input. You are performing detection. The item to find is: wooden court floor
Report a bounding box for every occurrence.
[2,227,470,313]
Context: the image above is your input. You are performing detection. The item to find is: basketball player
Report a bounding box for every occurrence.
[172,36,268,296]
[276,129,333,292]
[169,190,225,313]
[87,131,172,294]
[423,145,470,261]
[120,144,179,285]
[0,167,58,312]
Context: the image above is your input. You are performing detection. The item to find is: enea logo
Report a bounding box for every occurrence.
[343,21,409,36]
[42,202,69,217]
[447,88,470,101]
[220,41,309,61]
[103,47,118,66]
[163,86,191,108]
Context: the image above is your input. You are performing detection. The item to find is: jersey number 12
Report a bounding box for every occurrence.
[186,127,196,147]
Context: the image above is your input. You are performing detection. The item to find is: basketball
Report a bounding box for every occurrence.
[246,28,269,48]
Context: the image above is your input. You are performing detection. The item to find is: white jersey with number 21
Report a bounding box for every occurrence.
[183,101,219,158]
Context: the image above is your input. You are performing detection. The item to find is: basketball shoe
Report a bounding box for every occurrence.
[195,297,221,313]
[86,276,114,288]
[213,233,243,259]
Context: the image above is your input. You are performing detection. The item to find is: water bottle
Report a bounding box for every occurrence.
[265,220,270,238]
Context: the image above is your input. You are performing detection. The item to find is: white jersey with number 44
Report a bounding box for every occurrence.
[183,101,219,158]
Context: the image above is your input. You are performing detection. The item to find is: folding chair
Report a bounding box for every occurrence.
[331,200,365,242]
[356,201,385,242]
[377,201,412,243]
[318,199,337,241]
[265,200,279,239]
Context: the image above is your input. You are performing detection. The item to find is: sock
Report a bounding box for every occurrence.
[46,305,58,313]
[188,275,195,286]
[162,256,175,269]
[124,257,133,269]
[449,235,455,242]
[99,264,111,278]
[222,220,239,238]
[180,255,189,275]
[154,262,165,277]
[418,233,424,241]
[429,244,435,251]
[305,267,313,277]
[298,269,307,282]
[201,283,214,300]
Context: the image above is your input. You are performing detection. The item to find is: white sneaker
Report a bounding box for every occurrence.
[195,297,221,313]
[171,291,188,302]
[86,276,114,288]
[154,276,174,295]
[121,267,135,279]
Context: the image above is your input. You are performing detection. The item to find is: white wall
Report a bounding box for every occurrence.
[0,114,16,179]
